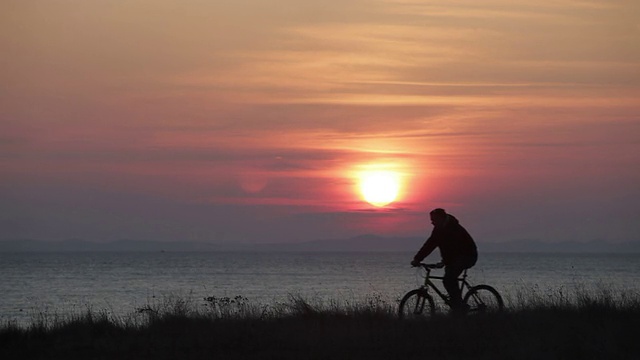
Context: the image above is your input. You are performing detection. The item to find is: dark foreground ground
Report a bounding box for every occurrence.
[2,295,640,360]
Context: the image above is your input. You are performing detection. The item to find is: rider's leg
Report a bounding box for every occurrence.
[444,255,477,309]
[443,263,464,308]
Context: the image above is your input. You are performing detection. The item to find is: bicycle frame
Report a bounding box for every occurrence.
[418,265,471,304]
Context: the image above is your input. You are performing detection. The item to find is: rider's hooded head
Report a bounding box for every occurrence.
[429,208,448,227]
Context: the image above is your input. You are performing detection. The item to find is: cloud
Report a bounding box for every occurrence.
[1,0,639,243]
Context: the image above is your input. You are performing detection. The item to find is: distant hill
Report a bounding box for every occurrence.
[0,236,639,253]
[0,235,420,253]
[477,239,640,253]
[258,234,424,252]
[0,238,231,252]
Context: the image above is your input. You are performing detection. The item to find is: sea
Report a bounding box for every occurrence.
[1,251,639,325]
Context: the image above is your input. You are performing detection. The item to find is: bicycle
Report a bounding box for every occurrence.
[398,262,504,318]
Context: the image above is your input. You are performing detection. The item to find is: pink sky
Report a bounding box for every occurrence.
[1,0,639,244]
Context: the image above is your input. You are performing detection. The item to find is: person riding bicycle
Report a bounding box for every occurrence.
[411,208,478,313]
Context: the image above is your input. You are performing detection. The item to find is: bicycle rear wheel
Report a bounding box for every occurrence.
[398,289,435,319]
[463,285,504,314]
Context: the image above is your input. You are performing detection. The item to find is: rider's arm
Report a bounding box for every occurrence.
[412,236,438,264]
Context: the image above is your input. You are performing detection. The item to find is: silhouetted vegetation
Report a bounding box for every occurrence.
[2,289,639,360]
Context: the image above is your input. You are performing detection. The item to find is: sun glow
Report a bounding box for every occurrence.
[359,170,401,207]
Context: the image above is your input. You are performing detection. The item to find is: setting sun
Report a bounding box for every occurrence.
[359,170,401,207]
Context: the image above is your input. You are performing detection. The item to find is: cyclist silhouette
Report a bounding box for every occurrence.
[411,208,478,312]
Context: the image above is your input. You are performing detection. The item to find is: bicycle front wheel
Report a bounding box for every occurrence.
[398,289,435,319]
[463,285,504,314]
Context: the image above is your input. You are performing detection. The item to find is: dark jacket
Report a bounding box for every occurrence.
[413,214,477,265]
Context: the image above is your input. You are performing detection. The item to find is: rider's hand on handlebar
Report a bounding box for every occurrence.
[410,260,420,267]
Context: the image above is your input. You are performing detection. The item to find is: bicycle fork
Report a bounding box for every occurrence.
[411,290,428,314]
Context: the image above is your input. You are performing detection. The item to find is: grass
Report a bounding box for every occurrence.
[2,289,640,360]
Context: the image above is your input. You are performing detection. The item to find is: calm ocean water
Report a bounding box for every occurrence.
[1,252,639,324]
